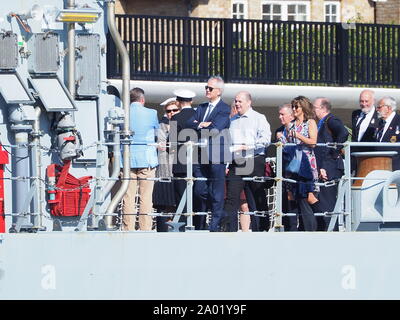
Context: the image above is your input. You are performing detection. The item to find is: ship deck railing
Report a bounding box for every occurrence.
[1,140,399,232]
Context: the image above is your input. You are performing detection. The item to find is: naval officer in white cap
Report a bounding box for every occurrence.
[169,88,196,231]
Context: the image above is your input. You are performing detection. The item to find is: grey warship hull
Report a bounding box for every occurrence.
[1,231,400,300]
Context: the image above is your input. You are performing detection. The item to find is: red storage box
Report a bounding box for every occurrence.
[47,160,92,217]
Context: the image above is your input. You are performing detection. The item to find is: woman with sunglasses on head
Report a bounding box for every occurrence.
[284,95,321,231]
[153,99,181,232]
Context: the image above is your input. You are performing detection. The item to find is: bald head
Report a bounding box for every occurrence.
[313,97,331,120]
[359,89,375,113]
[234,91,252,116]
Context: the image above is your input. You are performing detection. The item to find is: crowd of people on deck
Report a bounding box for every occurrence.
[119,76,400,232]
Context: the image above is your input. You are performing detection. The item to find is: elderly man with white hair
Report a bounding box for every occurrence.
[373,96,400,171]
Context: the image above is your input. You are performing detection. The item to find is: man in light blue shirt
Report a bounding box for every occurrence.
[122,87,159,231]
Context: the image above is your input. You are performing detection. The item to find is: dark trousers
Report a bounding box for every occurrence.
[173,173,187,231]
[297,198,317,231]
[317,184,337,230]
[282,194,298,232]
[156,215,170,232]
[224,155,268,232]
[193,163,226,232]
[240,184,265,231]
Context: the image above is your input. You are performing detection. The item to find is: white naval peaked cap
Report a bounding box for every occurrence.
[173,89,196,101]
[160,97,177,106]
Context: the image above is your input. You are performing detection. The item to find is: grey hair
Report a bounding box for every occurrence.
[208,75,225,93]
[379,96,397,111]
[315,97,332,112]
[279,103,293,115]
[360,89,375,100]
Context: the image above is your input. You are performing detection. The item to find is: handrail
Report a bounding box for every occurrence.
[108,15,400,87]
[3,139,400,232]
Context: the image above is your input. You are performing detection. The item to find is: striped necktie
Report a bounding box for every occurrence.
[202,103,213,122]
[355,112,366,140]
[356,112,366,129]
[376,119,386,141]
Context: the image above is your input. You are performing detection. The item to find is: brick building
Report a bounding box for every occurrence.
[376,0,400,25]
[116,0,399,24]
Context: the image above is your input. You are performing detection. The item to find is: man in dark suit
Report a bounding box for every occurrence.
[373,96,400,171]
[170,89,196,229]
[351,89,379,173]
[313,97,349,231]
[186,76,231,231]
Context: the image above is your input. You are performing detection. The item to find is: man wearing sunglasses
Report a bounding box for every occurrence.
[187,76,231,231]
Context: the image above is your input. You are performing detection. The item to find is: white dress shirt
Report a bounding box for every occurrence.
[379,111,396,142]
[357,107,376,141]
[202,97,221,122]
[229,108,271,158]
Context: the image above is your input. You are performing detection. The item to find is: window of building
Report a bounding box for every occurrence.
[232,0,248,19]
[261,1,310,22]
[287,3,308,21]
[324,1,341,23]
[262,4,282,21]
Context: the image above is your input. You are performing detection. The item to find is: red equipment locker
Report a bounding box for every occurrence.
[47,160,92,217]
[0,144,9,233]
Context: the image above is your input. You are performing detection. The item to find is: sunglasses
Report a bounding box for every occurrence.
[166,109,179,113]
[205,86,216,92]
[292,105,301,110]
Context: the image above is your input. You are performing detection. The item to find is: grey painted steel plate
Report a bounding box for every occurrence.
[28,76,76,112]
[0,72,35,104]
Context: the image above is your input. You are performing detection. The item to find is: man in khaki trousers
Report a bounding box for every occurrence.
[122,88,159,231]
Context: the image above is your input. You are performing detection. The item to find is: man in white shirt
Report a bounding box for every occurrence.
[351,89,379,173]
[222,91,271,232]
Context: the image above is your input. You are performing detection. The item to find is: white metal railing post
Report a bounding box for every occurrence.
[274,142,284,232]
[343,141,352,231]
[185,141,194,231]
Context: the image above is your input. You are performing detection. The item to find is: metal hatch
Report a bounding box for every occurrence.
[0,71,35,104]
[28,76,77,112]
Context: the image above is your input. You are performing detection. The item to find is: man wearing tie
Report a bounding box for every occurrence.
[373,96,400,171]
[351,89,379,173]
[186,76,231,231]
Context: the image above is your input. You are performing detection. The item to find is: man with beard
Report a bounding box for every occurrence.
[373,96,400,171]
[351,89,379,174]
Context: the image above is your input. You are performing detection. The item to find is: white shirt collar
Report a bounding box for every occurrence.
[209,97,221,108]
[380,111,396,141]
[358,107,376,141]
[238,107,254,118]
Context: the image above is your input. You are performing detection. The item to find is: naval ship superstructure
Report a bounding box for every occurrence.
[1,0,400,300]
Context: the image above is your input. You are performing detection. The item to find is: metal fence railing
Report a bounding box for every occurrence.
[107,15,400,87]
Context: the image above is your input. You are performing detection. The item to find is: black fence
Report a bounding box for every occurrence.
[107,15,400,87]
